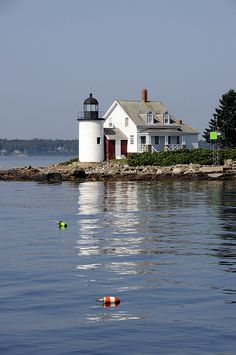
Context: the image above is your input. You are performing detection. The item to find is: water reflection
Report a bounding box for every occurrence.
[207,182,236,274]
[76,181,236,312]
[86,309,143,323]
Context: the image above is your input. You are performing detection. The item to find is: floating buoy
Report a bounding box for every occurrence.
[97,296,120,305]
[58,220,67,229]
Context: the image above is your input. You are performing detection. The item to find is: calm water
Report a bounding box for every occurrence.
[0,179,236,354]
[0,155,76,170]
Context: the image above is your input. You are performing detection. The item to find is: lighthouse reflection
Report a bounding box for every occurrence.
[76,181,199,269]
[76,181,147,259]
[75,181,178,286]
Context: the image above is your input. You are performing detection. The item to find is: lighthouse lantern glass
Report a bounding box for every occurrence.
[84,104,98,112]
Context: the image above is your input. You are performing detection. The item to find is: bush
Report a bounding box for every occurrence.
[189,149,213,165]
[127,148,236,167]
[221,149,236,161]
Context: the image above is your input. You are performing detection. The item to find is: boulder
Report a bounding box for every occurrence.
[172,167,185,174]
[72,169,86,179]
[36,172,62,182]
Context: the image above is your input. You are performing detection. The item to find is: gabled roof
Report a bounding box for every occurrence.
[104,96,198,135]
[104,127,127,140]
[116,100,166,126]
[112,100,198,134]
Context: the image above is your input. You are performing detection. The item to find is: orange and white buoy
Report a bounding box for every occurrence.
[97,296,120,305]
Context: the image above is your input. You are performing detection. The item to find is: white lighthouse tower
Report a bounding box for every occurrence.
[77,93,104,162]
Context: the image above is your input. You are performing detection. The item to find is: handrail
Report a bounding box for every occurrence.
[164,144,185,151]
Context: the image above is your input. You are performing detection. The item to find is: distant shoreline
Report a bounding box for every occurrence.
[0,153,76,157]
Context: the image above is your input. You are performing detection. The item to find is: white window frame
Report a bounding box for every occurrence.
[125,117,129,127]
[147,112,154,124]
[130,135,134,144]
[163,112,170,125]
[109,117,113,128]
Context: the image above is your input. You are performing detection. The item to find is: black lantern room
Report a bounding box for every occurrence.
[83,93,99,119]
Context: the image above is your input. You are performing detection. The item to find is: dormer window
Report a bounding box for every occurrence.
[147,111,154,124]
[163,111,170,124]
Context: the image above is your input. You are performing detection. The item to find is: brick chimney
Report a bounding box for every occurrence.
[142,88,148,102]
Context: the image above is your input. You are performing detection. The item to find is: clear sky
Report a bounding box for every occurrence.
[0,0,235,139]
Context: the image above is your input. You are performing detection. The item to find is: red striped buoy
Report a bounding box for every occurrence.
[97,296,120,305]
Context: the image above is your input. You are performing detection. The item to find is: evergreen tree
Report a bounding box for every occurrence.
[203,89,236,147]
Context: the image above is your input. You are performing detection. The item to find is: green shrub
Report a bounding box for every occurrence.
[127,148,236,166]
[189,149,213,165]
[221,149,236,161]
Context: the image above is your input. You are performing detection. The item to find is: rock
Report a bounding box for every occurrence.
[189,163,201,168]
[1,161,236,182]
[199,166,224,173]
[224,159,233,167]
[72,169,86,179]
[172,167,185,174]
[48,172,62,182]
[207,173,224,179]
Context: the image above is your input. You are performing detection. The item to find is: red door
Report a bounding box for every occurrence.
[109,140,115,160]
[121,140,128,157]
[105,139,115,160]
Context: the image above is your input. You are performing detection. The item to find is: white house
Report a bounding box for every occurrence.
[103,89,199,159]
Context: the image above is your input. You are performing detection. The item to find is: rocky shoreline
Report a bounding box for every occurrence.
[1,159,236,183]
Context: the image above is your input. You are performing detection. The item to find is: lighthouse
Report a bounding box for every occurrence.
[77,93,104,162]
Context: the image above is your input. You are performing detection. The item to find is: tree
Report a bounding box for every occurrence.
[203,89,236,147]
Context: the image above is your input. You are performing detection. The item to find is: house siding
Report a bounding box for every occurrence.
[184,134,198,149]
[104,104,137,153]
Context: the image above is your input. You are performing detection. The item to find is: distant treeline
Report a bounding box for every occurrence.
[0,139,78,156]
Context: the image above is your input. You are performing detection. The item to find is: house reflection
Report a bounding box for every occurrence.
[75,181,202,279]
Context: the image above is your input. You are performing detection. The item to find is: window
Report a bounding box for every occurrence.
[176,136,180,144]
[130,135,134,144]
[168,136,171,144]
[125,117,129,126]
[97,137,101,144]
[84,104,98,112]
[163,111,170,124]
[147,111,154,124]
[140,136,146,144]
[109,117,112,128]
[154,136,159,145]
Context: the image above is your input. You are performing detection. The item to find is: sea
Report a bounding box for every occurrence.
[0,156,236,354]
[0,155,75,170]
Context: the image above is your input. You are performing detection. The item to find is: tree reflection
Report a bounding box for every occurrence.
[209,181,236,273]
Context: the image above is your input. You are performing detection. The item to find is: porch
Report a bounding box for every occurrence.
[137,133,186,153]
[139,143,186,153]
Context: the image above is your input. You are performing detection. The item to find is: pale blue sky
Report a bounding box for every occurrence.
[0,0,235,139]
